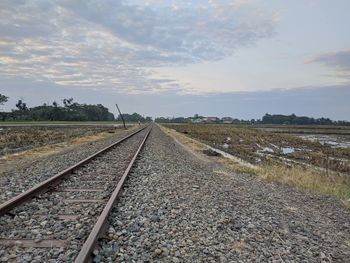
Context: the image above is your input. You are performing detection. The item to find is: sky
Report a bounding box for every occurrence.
[0,0,349,120]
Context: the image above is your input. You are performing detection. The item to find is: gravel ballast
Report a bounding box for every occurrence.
[0,127,149,262]
[97,125,350,262]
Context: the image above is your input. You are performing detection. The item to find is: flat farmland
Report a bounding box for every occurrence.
[0,125,125,156]
[164,123,350,201]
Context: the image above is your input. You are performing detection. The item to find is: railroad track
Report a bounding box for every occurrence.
[0,124,152,262]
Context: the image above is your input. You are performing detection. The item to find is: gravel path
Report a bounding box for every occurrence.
[0,127,140,203]
[97,125,350,262]
[0,128,149,262]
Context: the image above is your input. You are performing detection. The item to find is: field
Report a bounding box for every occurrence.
[0,125,128,156]
[163,123,350,201]
[0,121,129,126]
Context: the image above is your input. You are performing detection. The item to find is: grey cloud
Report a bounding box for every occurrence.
[0,0,277,94]
[0,1,59,39]
[63,0,276,63]
[308,49,350,81]
[309,50,350,70]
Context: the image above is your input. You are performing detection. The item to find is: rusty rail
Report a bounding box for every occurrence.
[0,125,148,217]
[74,124,152,263]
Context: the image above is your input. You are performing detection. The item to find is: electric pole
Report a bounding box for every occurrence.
[116,103,126,129]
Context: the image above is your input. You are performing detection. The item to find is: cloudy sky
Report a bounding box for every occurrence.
[0,0,349,120]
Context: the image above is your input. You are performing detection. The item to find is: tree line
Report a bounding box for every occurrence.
[1,93,347,125]
[155,113,350,125]
[0,93,153,122]
[0,97,114,121]
[261,113,349,126]
[116,112,152,123]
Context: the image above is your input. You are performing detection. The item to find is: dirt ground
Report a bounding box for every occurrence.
[0,126,124,156]
[164,124,350,174]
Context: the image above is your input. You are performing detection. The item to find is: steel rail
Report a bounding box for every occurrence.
[0,125,148,217]
[74,124,152,263]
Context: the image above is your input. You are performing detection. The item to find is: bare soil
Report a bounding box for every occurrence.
[0,126,122,156]
[164,124,350,174]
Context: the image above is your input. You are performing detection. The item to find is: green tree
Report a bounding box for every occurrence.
[13,99,29,120]
[0,94,8,105]
[0,94,9,121]
[16,100,28,111]
[1,97,116,122]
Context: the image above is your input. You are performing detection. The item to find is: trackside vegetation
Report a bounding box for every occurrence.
[164,124,350,203]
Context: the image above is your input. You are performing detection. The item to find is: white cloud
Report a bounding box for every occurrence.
[0,0,277,94]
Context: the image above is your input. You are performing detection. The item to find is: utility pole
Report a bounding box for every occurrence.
[116,103,126,129]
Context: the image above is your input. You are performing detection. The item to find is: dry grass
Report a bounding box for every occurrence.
[258,165,350,200]
[0,126,142,177]
[162,124,350,203]
[255,125,350,135]
[218,155,350,201]
[0,129,128,178]
[0,131,116,162]
[164,124,350,174]
[219,158,258,175]
[0,126,122,155]
[220,155,350,201]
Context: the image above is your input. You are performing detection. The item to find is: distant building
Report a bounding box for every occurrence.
[203,117,219,123]
[232,118,241,124]
[191,118,204,123]
[221,117,233,124]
